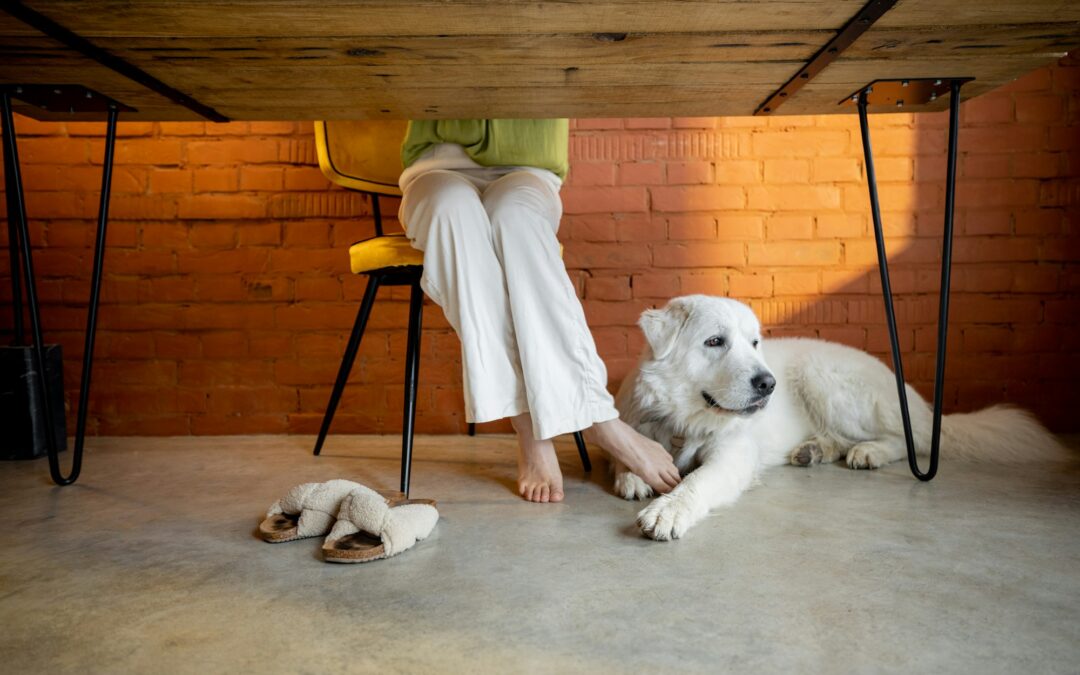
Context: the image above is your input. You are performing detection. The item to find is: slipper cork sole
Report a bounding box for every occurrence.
[258,513,303,543]
[322,498,437,564]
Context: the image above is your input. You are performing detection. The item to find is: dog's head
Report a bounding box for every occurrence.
[637,295,775,426]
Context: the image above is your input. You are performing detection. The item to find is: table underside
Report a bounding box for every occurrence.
[1,1,1079,121]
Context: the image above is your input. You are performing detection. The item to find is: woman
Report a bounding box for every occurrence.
[398,119,679,503]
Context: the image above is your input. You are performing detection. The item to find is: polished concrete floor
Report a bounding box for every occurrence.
[1,434,1078,674]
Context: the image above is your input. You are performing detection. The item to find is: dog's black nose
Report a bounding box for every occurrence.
[751,372,776,396]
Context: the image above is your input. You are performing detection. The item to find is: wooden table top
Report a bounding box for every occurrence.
[1,1,1078,122]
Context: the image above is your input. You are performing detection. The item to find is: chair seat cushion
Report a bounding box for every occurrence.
[349,235,424,274]
[347,234,565,275]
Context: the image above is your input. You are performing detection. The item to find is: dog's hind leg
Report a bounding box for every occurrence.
[788,435,844,467]
[846,435,906,470]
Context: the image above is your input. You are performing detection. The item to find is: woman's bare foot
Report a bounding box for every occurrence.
[585,419,681,493]
[512,413,564,503]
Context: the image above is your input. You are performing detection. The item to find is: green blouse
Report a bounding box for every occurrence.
[401,119,570,180]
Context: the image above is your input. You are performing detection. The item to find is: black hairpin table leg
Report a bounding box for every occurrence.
[1,91,119,486]
[857,81,963,481]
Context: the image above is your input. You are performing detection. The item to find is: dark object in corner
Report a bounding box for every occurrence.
[0,344,66,460]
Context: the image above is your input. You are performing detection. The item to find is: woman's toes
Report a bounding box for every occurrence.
[551,488,564,503]
[539,486,550,503]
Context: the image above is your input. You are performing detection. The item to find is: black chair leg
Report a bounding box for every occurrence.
[400,279,424,496]
[573,431,592,472]
[313,274,380,456]
[468,422,475,436]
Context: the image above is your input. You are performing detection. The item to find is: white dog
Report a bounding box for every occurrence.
[614,295,1065,541]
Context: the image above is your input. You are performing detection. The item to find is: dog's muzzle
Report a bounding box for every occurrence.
[702,391,769,415]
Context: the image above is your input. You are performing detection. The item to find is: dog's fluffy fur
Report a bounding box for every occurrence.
[615,295,1067,541]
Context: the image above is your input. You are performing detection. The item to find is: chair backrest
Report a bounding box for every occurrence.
[314,120,407,197]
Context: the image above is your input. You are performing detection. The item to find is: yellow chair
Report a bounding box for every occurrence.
[311,121,591,495]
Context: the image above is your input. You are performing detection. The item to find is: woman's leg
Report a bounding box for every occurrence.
[481,171,616,439]
[400,169,566,502]
[482,172,682,493]
[400,170,528,425]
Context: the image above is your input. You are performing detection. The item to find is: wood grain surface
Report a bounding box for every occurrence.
[0,1,1077,120]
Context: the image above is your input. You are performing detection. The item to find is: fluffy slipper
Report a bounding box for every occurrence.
[259,479,402,543]
[322,486,438,563]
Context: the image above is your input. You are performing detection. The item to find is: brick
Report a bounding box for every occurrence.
[573,118,624,130]
[240,166,285,191]
[960,95,1014,125]
[762,159,809,184]
[752,131,849,158]
[748,241,840,266]
[561,186,648,214]
[149,168,193,193]
[653,242,744,268]
[1015,94,1064,124]
[564,215,617,241]
[962,210,1012,236]
[746,185,840,211]
[651,185,745,211]
[158,122,206,136]
[767,214,814,240]
[567,162,615,186]
[284,166,331,191]
[1012,153,1062,178]
[624,118,671,129]
[672,118,717,129]
[715,160,760,184]
[186,139,279,164]
[817,213,865,238]
[774,271,819,296]
[619,162,665,185]
[564,242,651,269]
[110,139,184,166]
[812,158,861,183]
[963,154,1010,179]
[194,168,239,192]
[249,122,298,135]
[632,272,680,299]
[177,194,268,220]
[668,215,716,240]
[667,161,712,185]
[728,273,773,298]
[189,223,238,248]
[679,272,727,295]
[716,214,764,239]
[201,331,248,358]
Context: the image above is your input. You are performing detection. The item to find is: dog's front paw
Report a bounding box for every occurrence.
[614,471,654,501]
[789,441,823,466]
[636,495,696,541]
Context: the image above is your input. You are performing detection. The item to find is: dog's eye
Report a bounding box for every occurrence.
[752,339,760,348]
[704,336,725,348]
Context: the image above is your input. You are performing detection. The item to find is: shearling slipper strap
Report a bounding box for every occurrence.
[322,489,439,562]
[259,479,367,542]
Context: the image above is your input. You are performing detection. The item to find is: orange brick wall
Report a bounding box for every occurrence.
[1,56,1078,436]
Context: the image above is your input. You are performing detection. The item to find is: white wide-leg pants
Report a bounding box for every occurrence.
[398,144,619,440]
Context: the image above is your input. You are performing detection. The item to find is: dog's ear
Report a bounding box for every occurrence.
[639,300,690,360]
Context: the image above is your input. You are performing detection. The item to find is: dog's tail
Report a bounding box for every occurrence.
[940,405,1069,462]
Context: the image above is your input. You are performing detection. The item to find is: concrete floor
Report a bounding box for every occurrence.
[1,435,1078,674]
